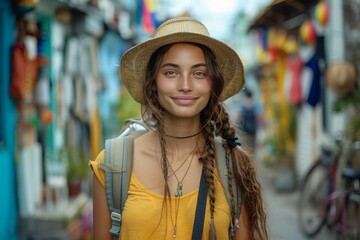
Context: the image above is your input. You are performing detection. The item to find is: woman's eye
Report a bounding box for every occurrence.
[194,72,206,78]
[165,71,177,77]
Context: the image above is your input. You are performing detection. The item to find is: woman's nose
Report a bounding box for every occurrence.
[177,74,192,92]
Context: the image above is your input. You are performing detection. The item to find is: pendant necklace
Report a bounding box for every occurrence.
[170,152,195,239]
[167,136,200,238]
[173,152,194,197]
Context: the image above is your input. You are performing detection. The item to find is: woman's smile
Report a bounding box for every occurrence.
[171,96,198,106]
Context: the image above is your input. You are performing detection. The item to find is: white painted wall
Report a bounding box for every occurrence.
[295,105,322,177]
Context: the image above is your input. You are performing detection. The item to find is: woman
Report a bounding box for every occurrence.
[90,16,268,239]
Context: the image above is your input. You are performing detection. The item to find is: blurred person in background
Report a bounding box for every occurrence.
[90,16,268,240]
[236,89,261,154]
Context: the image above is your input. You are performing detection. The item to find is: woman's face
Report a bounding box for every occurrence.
[155,43,212,119]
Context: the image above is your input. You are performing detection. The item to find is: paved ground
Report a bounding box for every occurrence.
[258,163,337,240]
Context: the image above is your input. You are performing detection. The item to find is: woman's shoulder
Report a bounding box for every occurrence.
[134,130,156,143]
[89,149,106,186]
[94,149,105,162]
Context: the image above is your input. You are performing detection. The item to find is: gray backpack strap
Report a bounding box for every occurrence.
[100,127,147,239]
[101,136,126,238]
[214,138,241,236]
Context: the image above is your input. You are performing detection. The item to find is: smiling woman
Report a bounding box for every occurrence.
[90,16,268,240]
[155,43,212,119]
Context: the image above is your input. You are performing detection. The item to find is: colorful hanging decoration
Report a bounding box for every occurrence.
[37,31,51,67]
[305,53,321,107]
[15,0,38,15]
[261,28,269,51]
[300,20,317,44]
[275,30,287,50]
[10,37,38,102]
[39,109,53,124]
[283,35,299,55]
[256,47,272,65]
[267,28,279,63]
[287,56,304,105]
[315,1,330,26]
[140,0,158,34]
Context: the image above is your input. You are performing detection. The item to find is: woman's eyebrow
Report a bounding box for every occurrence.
[160,63,206,69]
[160,63,179,69]
[192,63,206,69]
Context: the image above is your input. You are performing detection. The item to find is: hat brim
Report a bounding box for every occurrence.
[120,32,245,103]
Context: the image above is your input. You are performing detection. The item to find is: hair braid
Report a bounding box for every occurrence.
[232,149,268,239]
[213,103,268,239]
[212,104,238,231]
[200,123,217,218]
[224,146,237,230]
[199,122,218,240]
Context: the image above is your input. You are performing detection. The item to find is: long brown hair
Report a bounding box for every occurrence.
[141,42,268,239]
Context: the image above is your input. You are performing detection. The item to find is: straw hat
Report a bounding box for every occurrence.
[120,16,245,103]
[325,61,357,96]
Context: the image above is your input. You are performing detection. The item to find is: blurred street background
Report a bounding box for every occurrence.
[1,0,360,239]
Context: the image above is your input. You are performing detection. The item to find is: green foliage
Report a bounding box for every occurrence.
[332,88,360,139]
[271,103,297,156]
[115,89,141,128]
[332,88,360,113]
[288,105,297,141]
[348,117,360,140]
[58,146,90,183]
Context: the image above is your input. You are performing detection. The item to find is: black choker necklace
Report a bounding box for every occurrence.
[165,130,202,139]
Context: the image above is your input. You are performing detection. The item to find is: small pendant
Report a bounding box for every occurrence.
[173,226,177,239]
[175,182,183,197]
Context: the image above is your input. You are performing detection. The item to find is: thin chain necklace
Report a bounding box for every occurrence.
[167,150,193,179]
[166,133,201,179]
[171,150,195,197]
[170,151,196,239]
[168,139,199,238]
[168,136,199,197]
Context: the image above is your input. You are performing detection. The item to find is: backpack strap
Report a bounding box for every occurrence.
[99,125,147,239]
[214,137,242,236]
[101,137,126,238]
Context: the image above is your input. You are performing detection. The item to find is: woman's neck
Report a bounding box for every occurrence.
[163,116,203,139]
[165,129,202,139]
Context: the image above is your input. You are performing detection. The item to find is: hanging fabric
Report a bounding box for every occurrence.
[287,56,304,106]
[305,54,321,108]
[10,36,38,101]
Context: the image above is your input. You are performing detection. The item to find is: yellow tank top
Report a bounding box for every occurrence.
[89,150,231,240]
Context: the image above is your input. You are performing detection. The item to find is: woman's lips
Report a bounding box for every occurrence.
[172,96,197,106]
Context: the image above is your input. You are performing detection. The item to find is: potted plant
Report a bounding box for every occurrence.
[60,146,90,197]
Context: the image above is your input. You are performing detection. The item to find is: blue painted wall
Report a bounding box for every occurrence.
[0,0,18,239]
